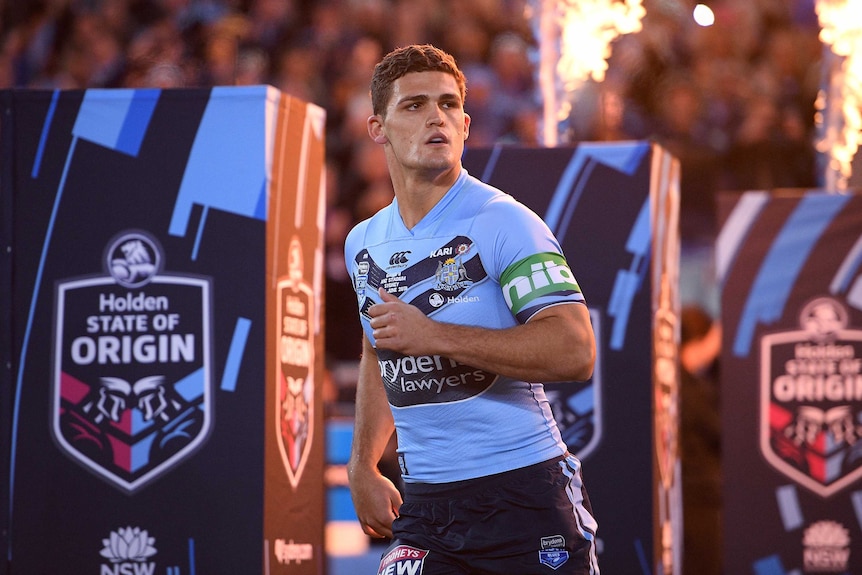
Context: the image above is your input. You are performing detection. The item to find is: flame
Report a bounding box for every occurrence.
[815,0,862,190]
[529,0,645,146]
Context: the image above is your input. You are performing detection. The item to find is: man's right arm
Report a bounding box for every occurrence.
[347,334,402,539]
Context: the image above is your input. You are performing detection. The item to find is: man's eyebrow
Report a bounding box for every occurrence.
[395,92,462,106]
[395,94,429,106]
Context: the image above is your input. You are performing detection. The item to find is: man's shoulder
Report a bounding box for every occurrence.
[467,182,544,227]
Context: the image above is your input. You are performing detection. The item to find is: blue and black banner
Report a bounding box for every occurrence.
[464,141,682,575]
[0,86,326,574]
[718,190,862,575]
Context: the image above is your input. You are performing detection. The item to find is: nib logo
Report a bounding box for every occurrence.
[99,526,157,575]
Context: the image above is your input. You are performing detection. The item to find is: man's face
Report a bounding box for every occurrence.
[370,71,470,174]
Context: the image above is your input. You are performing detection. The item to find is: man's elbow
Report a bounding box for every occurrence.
[565,333,595,381]
[569,347,595,381]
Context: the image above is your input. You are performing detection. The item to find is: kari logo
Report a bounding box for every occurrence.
[52,231,213,492]
[760,298,862,497]
[377,545,428,575]
[276,237,315,488]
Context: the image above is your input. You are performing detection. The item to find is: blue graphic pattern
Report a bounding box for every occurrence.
[169,86,278,240]
[545,141,650,241]
[221,317,251,392]
[733,193,851,357]
[608,198,650,350]
[775,484,803,530]
[72,88,159,156]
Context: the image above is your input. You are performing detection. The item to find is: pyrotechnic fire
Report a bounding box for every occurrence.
[529,0,645,146]
[815,0,862,190]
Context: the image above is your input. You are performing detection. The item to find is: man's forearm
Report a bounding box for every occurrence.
[433,303,595,383]
[348,336,395,476]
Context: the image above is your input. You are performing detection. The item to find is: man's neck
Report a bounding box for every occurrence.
[392,166,461,229]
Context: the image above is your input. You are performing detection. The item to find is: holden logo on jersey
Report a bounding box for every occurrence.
[760,297,862,497]
[52,230,212,492]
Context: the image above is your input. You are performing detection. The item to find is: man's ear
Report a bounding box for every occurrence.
[463,113,471,140]
[368,115,388,144]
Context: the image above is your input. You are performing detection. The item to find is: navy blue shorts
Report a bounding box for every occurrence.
[375,453,600,575]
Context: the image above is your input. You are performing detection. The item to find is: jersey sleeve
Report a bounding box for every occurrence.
[478,195,586,323]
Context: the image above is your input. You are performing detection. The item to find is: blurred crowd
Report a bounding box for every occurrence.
[1,0,825,358]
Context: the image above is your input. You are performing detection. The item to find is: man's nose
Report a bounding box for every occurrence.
[426,106,444,126]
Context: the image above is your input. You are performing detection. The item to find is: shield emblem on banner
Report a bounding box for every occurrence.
[760,298,862,498]
[275,238,316,488]
[52,275,213,493]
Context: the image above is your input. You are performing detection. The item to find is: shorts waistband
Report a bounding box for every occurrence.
[402,454,567,501]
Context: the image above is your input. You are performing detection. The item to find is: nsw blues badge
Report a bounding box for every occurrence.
[52,231,213,492]
[539,535,569,570]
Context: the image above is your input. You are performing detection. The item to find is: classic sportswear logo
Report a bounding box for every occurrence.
[500,252,581,315]
[389,251,411,266]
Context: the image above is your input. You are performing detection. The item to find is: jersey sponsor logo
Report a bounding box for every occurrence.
[760,297,862,497]
[377,351,495,406]
[377,545,428,575]
[501,253,581,315]
[276,237,315,488]
[52,231,212,492]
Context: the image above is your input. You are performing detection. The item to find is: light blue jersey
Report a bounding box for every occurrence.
[344,169,587,483]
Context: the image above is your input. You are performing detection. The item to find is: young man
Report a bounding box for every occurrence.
[344,44,600,574]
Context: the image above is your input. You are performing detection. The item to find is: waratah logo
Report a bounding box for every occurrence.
[100,526,157,563]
